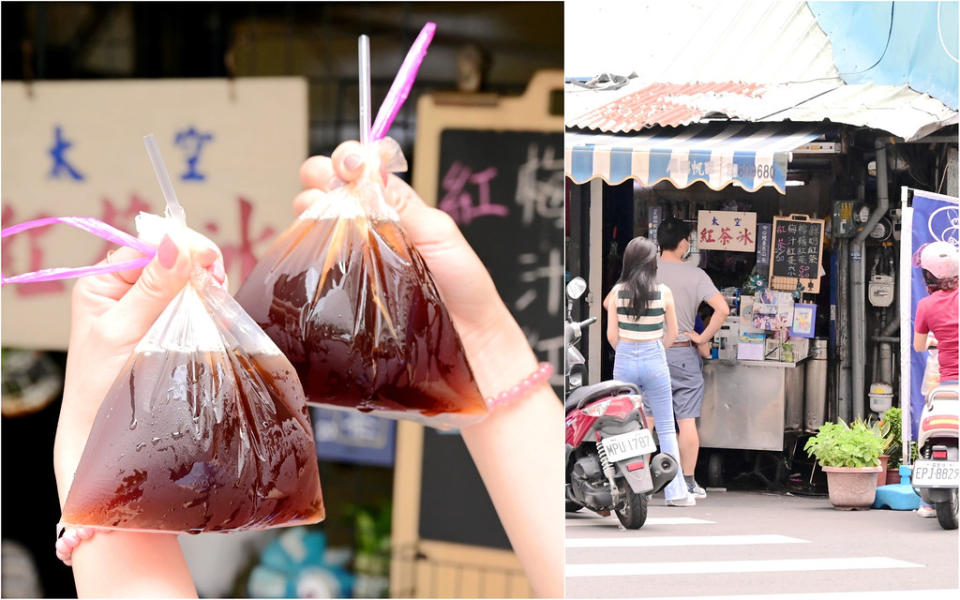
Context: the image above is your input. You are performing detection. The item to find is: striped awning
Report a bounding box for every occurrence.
[565,123,824,194]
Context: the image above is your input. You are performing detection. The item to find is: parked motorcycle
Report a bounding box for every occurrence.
[564,277,679,529]
[912,384,959,530]
[564,276,595,392]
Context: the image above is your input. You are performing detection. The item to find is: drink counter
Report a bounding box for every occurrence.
[699,359,807,452]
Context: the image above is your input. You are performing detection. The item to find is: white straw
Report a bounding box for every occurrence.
[358,35,372,146]
[143,134,186,224]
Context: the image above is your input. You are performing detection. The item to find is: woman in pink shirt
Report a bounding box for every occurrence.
[913,241,959,385]
[912,241,958,519]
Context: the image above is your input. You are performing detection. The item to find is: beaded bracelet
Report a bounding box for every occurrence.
[56,525,95,566]
[486,361,554,409]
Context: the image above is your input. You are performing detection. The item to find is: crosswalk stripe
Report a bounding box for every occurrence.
[566,517,714,526]
[565,556,923,577]
[630,592,960,600]
[565,534,807,548]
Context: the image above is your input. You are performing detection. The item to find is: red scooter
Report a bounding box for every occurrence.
[565,382,679,528]
[563,277,678,528]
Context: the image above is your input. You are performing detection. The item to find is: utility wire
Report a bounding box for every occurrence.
[938,0,959,63]
[775,1,896,85]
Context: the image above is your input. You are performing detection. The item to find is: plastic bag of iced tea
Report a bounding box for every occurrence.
[60,212,324,533]
[235,139,488,428]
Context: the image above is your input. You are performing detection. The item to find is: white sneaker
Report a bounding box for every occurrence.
[917,504,936,518]
[665,496,696,507]
[688,482,707,499]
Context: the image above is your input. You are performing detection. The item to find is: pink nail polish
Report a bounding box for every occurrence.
[212,260,226,283]
[344,154,364,171]
[157,235,178,269]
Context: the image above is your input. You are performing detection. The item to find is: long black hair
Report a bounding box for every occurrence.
[923,268,959,294]
[617,237,659,320]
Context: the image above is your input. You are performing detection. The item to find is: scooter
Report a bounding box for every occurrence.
[564,277,679,529]
[912,384,959,530]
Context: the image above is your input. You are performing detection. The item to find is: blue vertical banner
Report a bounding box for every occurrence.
[756,223,772,266]
[907,189,959,439]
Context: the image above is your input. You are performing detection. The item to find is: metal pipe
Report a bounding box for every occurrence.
[588,179,604,386]
[881,312,900,337]
[851,140,891,421]
[837,237,850,422]
[874,336,900,343]
[879,343,893,384]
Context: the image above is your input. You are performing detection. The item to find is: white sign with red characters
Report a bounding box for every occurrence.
[696,210,757,252]
[1,78,308,349]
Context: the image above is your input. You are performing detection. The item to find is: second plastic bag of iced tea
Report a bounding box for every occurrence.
[61,214,324,533]
[236,140,487,428]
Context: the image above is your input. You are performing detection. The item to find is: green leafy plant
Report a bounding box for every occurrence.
[804,420,885,468]
[879,407,904,469]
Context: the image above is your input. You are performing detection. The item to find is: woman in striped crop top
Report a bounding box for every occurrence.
[603,236,692,506]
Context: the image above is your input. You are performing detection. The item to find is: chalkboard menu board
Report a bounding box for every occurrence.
[411,129,562,547]
[392,72,562,589]
[769,215,825,293]
[437,129,564,364]
[418,429,511,549]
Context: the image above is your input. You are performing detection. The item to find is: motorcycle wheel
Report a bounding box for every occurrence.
[935,489,959,530]
[565,501,583,513]
[614,480,648,529]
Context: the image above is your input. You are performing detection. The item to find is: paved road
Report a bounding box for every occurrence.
[565,490,958,598]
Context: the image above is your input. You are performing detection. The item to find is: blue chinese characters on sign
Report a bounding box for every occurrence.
[48,125,84,181]
[175,127,214,181]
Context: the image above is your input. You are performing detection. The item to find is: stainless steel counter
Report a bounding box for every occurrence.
[699,359,807,451]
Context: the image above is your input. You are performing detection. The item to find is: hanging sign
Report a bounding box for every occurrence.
[696,210,757,252]
[1,78,308,349]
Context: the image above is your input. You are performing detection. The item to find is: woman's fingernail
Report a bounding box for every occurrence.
[157,234,178,269]
[212,260,226,284]
[329,176,346,190]
[344,154,364,171]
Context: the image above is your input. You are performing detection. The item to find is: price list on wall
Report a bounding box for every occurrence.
[770,215,825,293]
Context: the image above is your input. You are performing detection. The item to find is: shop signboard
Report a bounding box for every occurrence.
[1,78,308,350]
[696,210,756,252]
[756,223,773,266]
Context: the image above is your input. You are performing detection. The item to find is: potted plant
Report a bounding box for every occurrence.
[804,420,885,509]
[879,407,904,485]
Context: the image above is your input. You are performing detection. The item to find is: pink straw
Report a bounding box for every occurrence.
[370,22,437,141]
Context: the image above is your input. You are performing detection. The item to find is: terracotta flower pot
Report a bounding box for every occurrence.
[822,466,883,510]
[885,468,902,485]
[877,455,890,487]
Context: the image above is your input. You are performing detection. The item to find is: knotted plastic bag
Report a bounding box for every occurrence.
[235,139,487,428]
[60,213,325,533]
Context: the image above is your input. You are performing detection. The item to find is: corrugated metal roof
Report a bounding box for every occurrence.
[564,1,958,142]
[566,1,839,84]
[567,79,958,141]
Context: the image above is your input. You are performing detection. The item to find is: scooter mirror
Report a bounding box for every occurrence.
[567,277,587,300]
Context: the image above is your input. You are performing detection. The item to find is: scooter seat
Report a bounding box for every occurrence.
[565,380,639,414]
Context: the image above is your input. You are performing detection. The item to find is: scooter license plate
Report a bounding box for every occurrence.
[601,430,656,462]
[912,459,960,488]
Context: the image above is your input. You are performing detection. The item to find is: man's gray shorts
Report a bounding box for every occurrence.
[664,346,704,419]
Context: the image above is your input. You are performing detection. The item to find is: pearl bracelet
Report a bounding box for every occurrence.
[486,361,555,409]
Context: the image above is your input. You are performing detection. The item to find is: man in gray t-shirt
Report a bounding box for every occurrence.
[655,218,729,499]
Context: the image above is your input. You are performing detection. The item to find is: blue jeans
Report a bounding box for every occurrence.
[613,339,689,501]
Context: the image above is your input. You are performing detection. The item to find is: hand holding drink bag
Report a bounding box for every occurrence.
[2,136,324,536]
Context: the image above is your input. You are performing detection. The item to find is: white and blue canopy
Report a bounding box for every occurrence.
[565,123,823,194]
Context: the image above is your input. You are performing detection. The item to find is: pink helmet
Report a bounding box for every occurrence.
[917,241,960,280]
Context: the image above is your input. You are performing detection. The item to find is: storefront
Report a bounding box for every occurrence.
[563,118,955,483]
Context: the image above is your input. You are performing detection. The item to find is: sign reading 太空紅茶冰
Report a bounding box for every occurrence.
[1,79,308,350]
[696,210,757,252]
